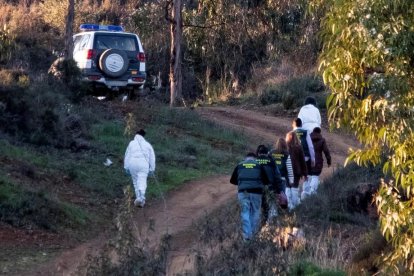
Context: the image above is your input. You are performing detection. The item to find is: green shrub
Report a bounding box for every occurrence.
[258,75,327,110]
[260,85,284,105]
[282,90,298,110]
[0,80,90,148]
[289,261,346,276]
[48,58,82,90]
[296,164,382,225]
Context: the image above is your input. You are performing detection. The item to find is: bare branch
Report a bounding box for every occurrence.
[182,22,226,29]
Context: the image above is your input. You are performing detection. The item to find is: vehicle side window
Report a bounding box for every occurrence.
[73,36,83,52]
[79,34,90,50]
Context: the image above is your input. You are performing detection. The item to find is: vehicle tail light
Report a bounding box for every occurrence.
[88,75,101,81]
[86,49,96,60]
[132,77,145,82]
[137,52,145,62]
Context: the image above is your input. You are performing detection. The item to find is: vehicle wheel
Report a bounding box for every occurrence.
[99,49,129,78]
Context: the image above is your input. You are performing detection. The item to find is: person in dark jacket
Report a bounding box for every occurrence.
[285,131,307,210]
[292,118,315,201]
[256,145,283,224]
[230,152,270,240]
[292,118,315,168]
[307,127,331,195]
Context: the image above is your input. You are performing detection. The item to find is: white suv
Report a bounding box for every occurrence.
[73,24,146,93]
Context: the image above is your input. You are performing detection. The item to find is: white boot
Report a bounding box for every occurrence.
[285,188,294,211]
[310,176,320,195]
[134,190,146,207]
[291,188,301,209]
[301,178,312,200]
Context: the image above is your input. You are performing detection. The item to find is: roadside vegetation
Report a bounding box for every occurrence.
[1,0,413,274]
[83,164,384,275]
[0,77,249,274]
[190,164,384,275]
[225,74,329,117]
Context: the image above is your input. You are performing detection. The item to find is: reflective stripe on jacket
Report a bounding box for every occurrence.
[270,151,288,178]
[294,128,310,157]
[256,155,282,193]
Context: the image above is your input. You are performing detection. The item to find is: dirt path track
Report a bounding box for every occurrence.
[27,106,355,276]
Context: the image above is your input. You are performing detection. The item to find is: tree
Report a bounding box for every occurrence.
[64,0,75,59]
[184,0,310,101]
[317,0,414,272]
[166,0,183,107]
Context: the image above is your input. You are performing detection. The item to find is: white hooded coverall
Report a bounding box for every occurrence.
[298,104,321,133]
[297,103,320,202]
[124,134,156,203]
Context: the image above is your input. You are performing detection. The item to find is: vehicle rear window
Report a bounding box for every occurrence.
[94,34,137,51]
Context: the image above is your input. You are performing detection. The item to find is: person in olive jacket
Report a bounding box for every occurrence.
[256,145,283,224]
[307,127,331,196]
[230,152,270,240]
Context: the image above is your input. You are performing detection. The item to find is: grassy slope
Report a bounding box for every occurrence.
[0,73,384,274]
[0,99,249,274]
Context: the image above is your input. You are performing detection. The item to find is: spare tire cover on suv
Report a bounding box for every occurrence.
[99,49,129,77]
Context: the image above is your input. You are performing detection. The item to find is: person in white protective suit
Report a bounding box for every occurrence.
[298,96,321,133]
[124,129,156,207]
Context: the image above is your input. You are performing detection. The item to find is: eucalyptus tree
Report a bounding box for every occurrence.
[166,0,183,107]
[184,0,309,100]
[131,0,311,103]
[317,0,414,272]
[65,0,75,59]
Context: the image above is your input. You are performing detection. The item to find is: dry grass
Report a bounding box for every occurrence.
[188,166,381,274]
[248,58,316,96]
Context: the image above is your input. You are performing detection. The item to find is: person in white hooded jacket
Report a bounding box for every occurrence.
[298,96,321,133]
[124,129,156,207]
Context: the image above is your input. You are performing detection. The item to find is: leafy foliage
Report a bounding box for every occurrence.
[129,0,318,101]
[183,0,313,99]
[0,1,60,69]
[0,79,89,148]
[317,0,414,272]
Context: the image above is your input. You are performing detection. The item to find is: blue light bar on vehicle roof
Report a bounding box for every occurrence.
[79,24,124,32]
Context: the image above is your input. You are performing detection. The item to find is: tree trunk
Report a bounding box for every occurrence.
[64,0,75,59]
[205,66,211,103]
[169,0,183,107]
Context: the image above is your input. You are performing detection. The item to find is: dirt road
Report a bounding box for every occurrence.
[27,106,355,276]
